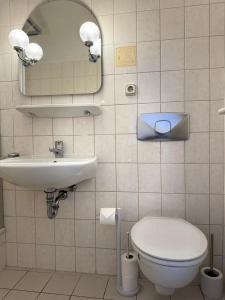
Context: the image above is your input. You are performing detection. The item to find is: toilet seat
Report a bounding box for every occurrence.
[131,217,208,265]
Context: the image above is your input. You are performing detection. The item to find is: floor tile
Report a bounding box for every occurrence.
[74,275,108,298]
[4,290,38,300]
[43,272,80,295]
[15,271,53,292]
[0,269,26,289]
[172,286,204,300]
[0,289,9,299]
[38,293,70,299]
[137,280,170,300]
[104,278,136,300]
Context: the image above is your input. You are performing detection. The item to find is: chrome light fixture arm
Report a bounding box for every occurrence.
[14,46,38,67]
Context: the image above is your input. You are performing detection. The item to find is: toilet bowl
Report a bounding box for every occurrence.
[130,217,208,296]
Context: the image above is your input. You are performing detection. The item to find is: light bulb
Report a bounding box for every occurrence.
[90,38,101,56]
[25,43,43,61]
[8,29,29,49]
[79,22,100,44]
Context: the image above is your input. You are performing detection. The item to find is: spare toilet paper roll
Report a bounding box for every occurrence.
[100,208,116,225]
[121,252,139,293]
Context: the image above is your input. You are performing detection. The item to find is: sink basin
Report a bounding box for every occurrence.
[0,155,97,189]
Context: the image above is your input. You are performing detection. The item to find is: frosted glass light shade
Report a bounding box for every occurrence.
[90,38,101,56]
[25,43,43,61]
[79,22,100,44]
[8,29,29,49]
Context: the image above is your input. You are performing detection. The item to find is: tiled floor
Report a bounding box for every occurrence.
[0,268,217,300]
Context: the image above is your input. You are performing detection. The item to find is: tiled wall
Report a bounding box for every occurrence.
[0,0,224,275]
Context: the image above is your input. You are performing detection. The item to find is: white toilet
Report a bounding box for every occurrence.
[130,216,208,296]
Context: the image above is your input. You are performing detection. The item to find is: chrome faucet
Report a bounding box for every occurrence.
[49,141,64,158]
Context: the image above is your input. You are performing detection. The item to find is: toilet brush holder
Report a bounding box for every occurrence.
[200,234,224,300]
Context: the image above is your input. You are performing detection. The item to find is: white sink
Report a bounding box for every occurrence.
[0,155,97,189]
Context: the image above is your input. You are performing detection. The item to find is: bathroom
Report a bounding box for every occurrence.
[0,0,224,299]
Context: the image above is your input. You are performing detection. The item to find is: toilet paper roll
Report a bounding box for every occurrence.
[121,252,139,293]
[100,208,116,225]
[201,267,224,300]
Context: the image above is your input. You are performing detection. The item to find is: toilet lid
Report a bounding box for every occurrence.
[131,217,208,261]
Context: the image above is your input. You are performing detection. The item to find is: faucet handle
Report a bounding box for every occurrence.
[55,140,63,149]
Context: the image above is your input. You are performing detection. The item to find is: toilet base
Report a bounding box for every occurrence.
[155,285,175,296]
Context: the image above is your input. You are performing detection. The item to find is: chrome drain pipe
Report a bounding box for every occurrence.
[44,185,77,219]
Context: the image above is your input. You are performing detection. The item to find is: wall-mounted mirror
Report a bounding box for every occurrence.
[19,0,102,96]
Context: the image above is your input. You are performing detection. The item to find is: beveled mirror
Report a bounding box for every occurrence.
[19,0,102,96]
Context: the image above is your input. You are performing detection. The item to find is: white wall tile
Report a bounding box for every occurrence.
[210,132,224,163]
[114,13,136,44]
[210,68,225,100]
[17,217,35,243]
[116,134,137,163]
[185,37,209,69]
[0,0,10,26]
[95,106,115,134]
[139,193,161,218]
[92,0,113,16]
[210,36,224,68]
[95,135,115,163]
[161,39,184,71]
[162,194,185,218]
[161,8,184,39]
[161,0,184,7]
[36,245,55,270]
[75,220,95,247]
[185,133,209,163]
[55,246,75,272]
[185,101,210,132]
[74,135,94,156]
[76,247,95,273]
[185,69,209,101]
[137,10,160,42]
[138,141,160,163]
[117,192,138,221]
[210,195,223,224]
[114,0,136,14]
[137,0,159,11]
[137,41,160,72]
[186,194,209,224]
[161,164,185,193]
[161,141,184,163]
[75,192,95,220]
[96,163,116,191]
[210,3,224,36]
[96,249,116,275]
[16,191,35,217]
[55,219,74,246]
[210,164,224,194]
[161,70,184,102]
[139,164,161,192]
[138,72,160,103]
[96,222,116,248]
[116,104,137,134]
[186,164,209,194]
[210,100,224,132]
[36,218,55,245]
[18,244,35,269]
[117,163,138,192]
[185,5,209,37]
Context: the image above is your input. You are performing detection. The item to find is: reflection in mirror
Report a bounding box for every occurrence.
[20,0,102,96]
